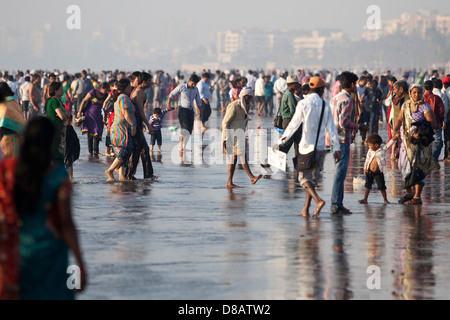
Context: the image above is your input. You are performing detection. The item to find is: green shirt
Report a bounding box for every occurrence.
[281,89,297,119]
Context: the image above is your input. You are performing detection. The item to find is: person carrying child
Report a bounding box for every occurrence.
[149,107,172,155]
[359,133,394,204]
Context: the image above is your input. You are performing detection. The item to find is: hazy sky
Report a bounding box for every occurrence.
[4,0,450,44]
[2,0,449,70]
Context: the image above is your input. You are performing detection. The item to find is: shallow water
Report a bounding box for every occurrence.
[71,104,450,300]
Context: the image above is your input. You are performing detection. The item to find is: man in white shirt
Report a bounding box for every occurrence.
[274,73,287,113]
[19,76,32,121]
[274,77,341,218]
[254,73,265,116]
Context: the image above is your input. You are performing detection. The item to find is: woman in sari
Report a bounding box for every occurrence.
[392,84,438,205]
[0,83,26,159]
[46,82,70,163]
[77,82,109,158]
[1,117,87,300]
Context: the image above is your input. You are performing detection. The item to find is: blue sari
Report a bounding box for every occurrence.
[19,164,74,300]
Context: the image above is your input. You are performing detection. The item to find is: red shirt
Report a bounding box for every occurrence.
[424,91,445,129]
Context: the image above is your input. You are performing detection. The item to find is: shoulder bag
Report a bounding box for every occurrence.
[296,100,325,172]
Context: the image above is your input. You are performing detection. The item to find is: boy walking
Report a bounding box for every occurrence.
[359,134,394,204]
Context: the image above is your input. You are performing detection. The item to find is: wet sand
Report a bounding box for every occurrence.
[72,106,450,300]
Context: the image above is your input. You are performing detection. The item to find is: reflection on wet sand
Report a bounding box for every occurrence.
[324,217,353,300]
[392,205,436,300]
[72,111,450,300]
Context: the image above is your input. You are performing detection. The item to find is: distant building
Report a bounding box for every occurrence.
[362,10,450,41]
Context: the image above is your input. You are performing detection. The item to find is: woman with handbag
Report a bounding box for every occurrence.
[275,77,341,218]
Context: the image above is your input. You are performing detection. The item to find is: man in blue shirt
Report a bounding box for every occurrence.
[197,73,212,133]
[167,74,202,158]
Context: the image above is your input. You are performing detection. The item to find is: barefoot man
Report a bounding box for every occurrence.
[275,77,341,218]
[222,87,262,189]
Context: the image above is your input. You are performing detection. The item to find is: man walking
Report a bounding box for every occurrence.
[279,76,302,161]
[330,71,368,215]
[276,77,341,218]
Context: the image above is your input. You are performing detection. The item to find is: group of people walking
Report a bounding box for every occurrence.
[0,66,449,300]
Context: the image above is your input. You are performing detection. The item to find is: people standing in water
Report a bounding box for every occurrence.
[77,82,109,158]
[222,87,262,189]
[127,72,155,180]
[105,79,137,181]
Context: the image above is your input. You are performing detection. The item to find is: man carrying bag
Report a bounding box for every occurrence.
[274,77,341,218]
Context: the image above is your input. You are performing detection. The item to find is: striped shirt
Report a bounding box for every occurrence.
[330,90,359,145]
[110,94,137,148]
[169,84,202,109]
[149,109,169,130]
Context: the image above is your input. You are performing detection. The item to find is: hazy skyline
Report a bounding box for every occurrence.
[2,0,450,70]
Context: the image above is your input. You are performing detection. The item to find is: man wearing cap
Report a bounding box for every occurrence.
[274,77,341,218]
[279,75,302,162]
[330,71,368,215]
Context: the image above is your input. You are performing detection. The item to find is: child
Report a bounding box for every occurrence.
[359,134,395,204]
[65,115,80,180]
[149,107,172,154]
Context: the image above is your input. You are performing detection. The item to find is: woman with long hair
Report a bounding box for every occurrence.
[0,116,87,300]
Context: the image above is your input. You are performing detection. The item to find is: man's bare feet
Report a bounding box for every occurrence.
[299,209,309,217]
[105,170,115,181]
[251,174,263,185]
[312,200,326,218]
[359,199,368,204]
[227,183,241,189]
[384,200,391,204]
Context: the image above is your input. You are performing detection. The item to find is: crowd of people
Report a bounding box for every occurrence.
[0,66,449,300]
